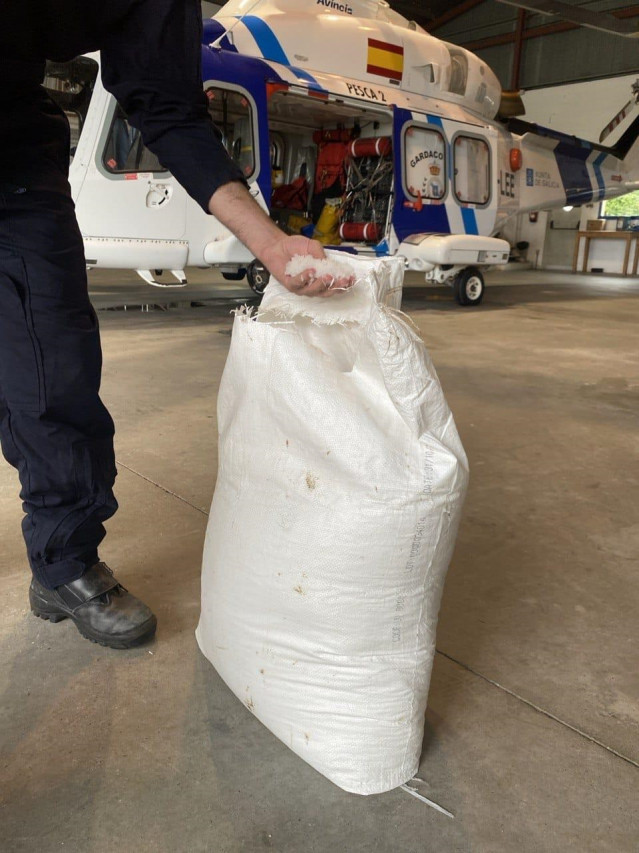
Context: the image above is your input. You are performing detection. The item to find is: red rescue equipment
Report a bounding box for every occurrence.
[339,222,382,242]
[271,176,308,210]
[348,137,392,158]
[313,129,353,194]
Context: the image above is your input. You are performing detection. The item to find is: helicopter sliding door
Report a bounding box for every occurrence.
[450,129,496,237]
[393,107,450,243]
[393,106,498,242]
[73,71,188,248]
[72,55,267,271]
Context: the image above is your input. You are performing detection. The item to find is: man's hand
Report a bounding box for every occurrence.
[260,235,355,298]
[208,182,354,298]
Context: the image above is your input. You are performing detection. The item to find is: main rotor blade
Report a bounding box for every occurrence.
[495,0,639,37]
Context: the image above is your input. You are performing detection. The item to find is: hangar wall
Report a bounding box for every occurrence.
[201,2,222,18]
[432,2,639,90]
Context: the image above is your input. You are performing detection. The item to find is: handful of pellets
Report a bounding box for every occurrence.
[285,254,357,290]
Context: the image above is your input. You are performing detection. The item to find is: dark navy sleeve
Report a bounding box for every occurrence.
[100,0,247,213]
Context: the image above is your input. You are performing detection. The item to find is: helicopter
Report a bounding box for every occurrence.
[44,0,639,306]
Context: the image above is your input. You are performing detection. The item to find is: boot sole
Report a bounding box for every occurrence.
[30,591,157,650]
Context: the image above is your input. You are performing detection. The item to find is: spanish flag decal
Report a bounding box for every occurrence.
[367,38,404,82]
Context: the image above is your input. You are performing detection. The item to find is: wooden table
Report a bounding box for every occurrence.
[573,230,639,275]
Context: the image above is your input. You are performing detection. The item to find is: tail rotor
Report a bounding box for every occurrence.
[599,79,639,143]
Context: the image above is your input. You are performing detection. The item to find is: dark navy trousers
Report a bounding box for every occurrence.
[0,189,118,589]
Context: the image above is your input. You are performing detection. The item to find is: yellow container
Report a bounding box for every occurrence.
[314,199,342,245]
[287,213,312,234]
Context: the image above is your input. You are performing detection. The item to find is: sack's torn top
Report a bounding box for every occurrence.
[259,254,404,327]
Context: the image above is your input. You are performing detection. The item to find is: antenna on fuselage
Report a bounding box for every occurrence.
[209,0,268,49]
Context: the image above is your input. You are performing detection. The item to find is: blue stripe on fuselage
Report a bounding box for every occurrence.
[592,151,607,201]
[554,142,594,204]
[240,15,288,64]
[240,16,326,92]
[461,207,478,235]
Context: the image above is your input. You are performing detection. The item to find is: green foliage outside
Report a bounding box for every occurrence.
[602,190,639,217]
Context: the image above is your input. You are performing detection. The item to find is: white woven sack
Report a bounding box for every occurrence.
[196,254,468,795]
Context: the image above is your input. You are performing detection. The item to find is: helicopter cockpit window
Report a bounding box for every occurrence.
[403,126,447,200]
[454,135,491,206]
[103,106,167,174]
[205,86,255,178]
[43,57,99,162]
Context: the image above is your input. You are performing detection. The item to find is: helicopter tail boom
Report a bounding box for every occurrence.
[612,114,639,178]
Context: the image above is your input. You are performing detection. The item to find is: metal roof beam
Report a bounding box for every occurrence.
[427,0,488,32]
[461,4,639,51]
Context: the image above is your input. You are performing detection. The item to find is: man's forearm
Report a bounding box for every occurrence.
[207,180,354,297]
[208,180,285,263]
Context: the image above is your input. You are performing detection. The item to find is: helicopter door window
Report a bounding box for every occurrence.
[454,135,491,206]
[103,106,167,174]
[205,85,255,178]
[403,125,446,200]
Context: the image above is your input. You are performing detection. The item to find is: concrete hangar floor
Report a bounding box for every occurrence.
[1,265,638,851]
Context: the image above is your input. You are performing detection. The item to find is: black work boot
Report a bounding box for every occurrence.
[29,562,157,649]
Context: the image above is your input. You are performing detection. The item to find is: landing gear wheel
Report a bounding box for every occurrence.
[247,261,270,295]
[454,267,485,306]
[222,268,247,281]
